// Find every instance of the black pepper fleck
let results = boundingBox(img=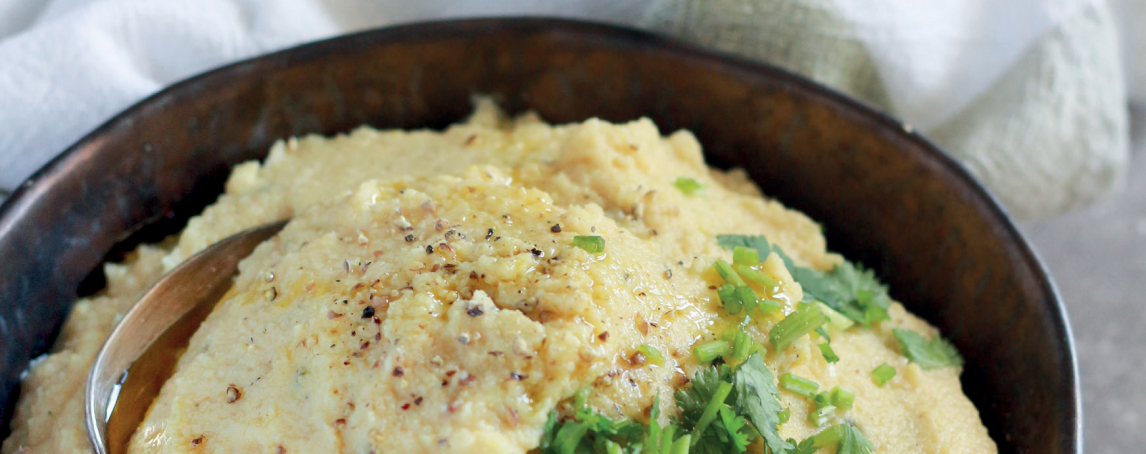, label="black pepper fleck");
[551,224,562,233]
[510,372,527,381]
[362,306,375,319]
[467,307,484,317]
[405,234,415,242]
[530,248,542,257]
[486,228,494,240]
[392,367,404,377]
[414,396,423,406]
[426,245,434,254]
